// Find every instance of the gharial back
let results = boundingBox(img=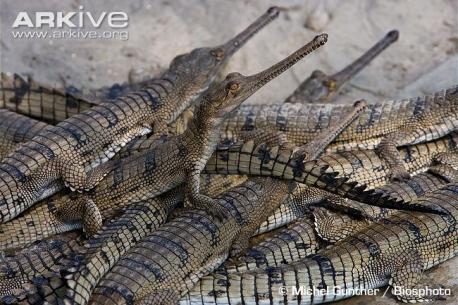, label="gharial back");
[221,86,458,151]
